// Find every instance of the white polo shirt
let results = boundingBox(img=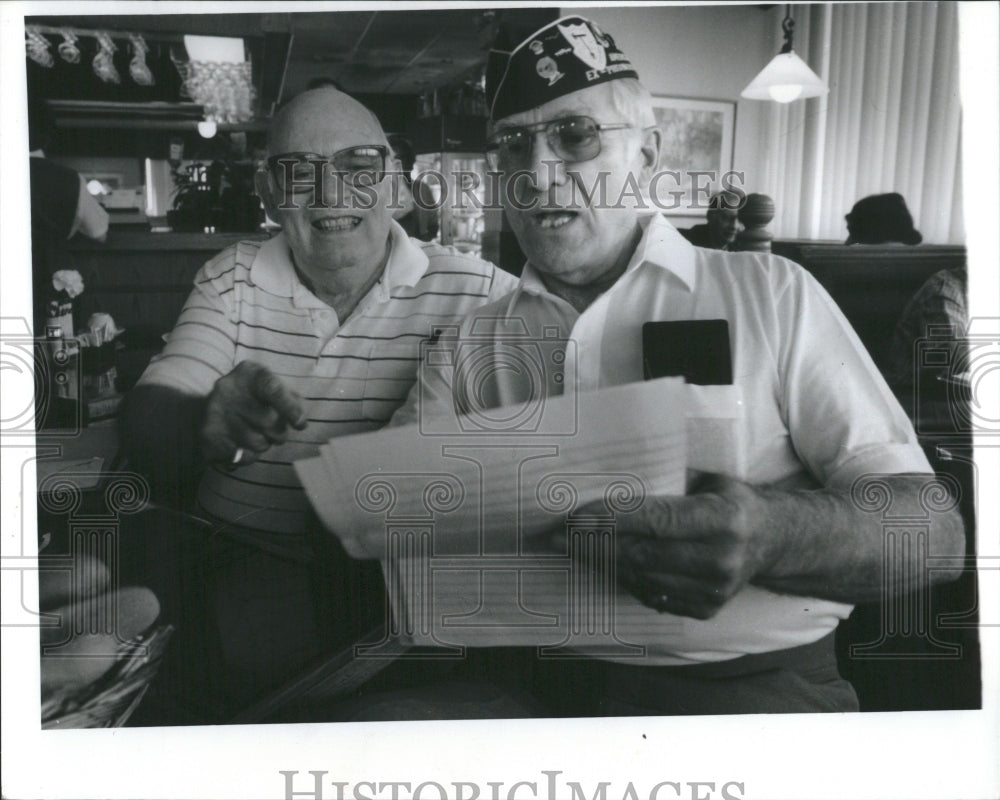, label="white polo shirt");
[397,213,932,663]
[138,221,517,534]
